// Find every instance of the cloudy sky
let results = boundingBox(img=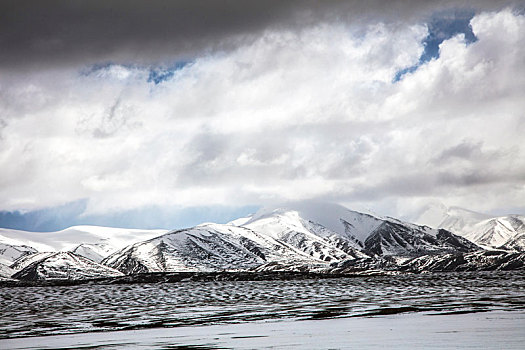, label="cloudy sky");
[1,0,524,231]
